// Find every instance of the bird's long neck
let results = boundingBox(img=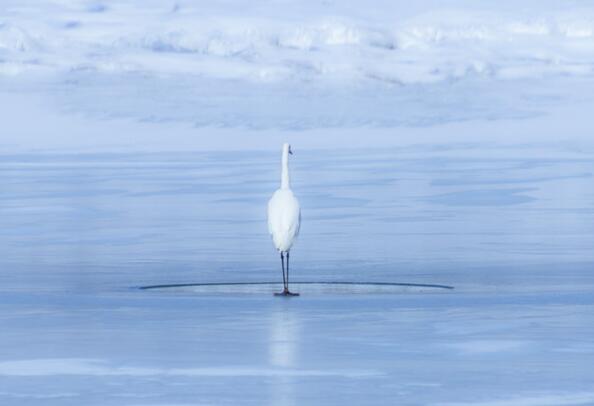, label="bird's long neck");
[281,149,290,189]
